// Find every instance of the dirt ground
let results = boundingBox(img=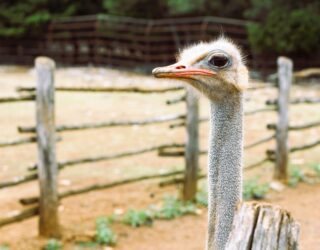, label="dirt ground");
[0,66,319,250]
